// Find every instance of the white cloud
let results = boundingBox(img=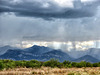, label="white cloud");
[54,0,74,8]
